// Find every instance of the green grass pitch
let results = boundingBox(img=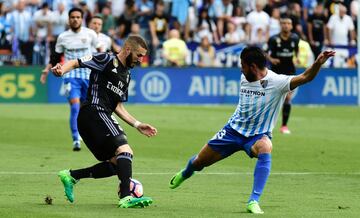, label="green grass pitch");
[0,104,359,218]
